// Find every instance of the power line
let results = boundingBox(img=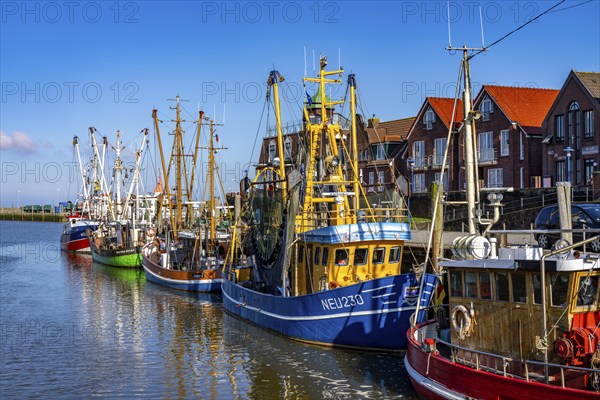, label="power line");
[470,0,566,59]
